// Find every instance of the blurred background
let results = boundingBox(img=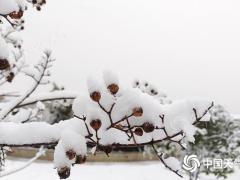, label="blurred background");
[19,0,240,114]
